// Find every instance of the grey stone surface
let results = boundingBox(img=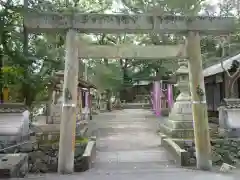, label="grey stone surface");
[162,138,189,166]
[0,153,28,178]
[22,169,240,180]
[82,140,96,170]
[218,99,240,137]
[22,109,240,179]
[0,106,30,149]
[122,103,151,109]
